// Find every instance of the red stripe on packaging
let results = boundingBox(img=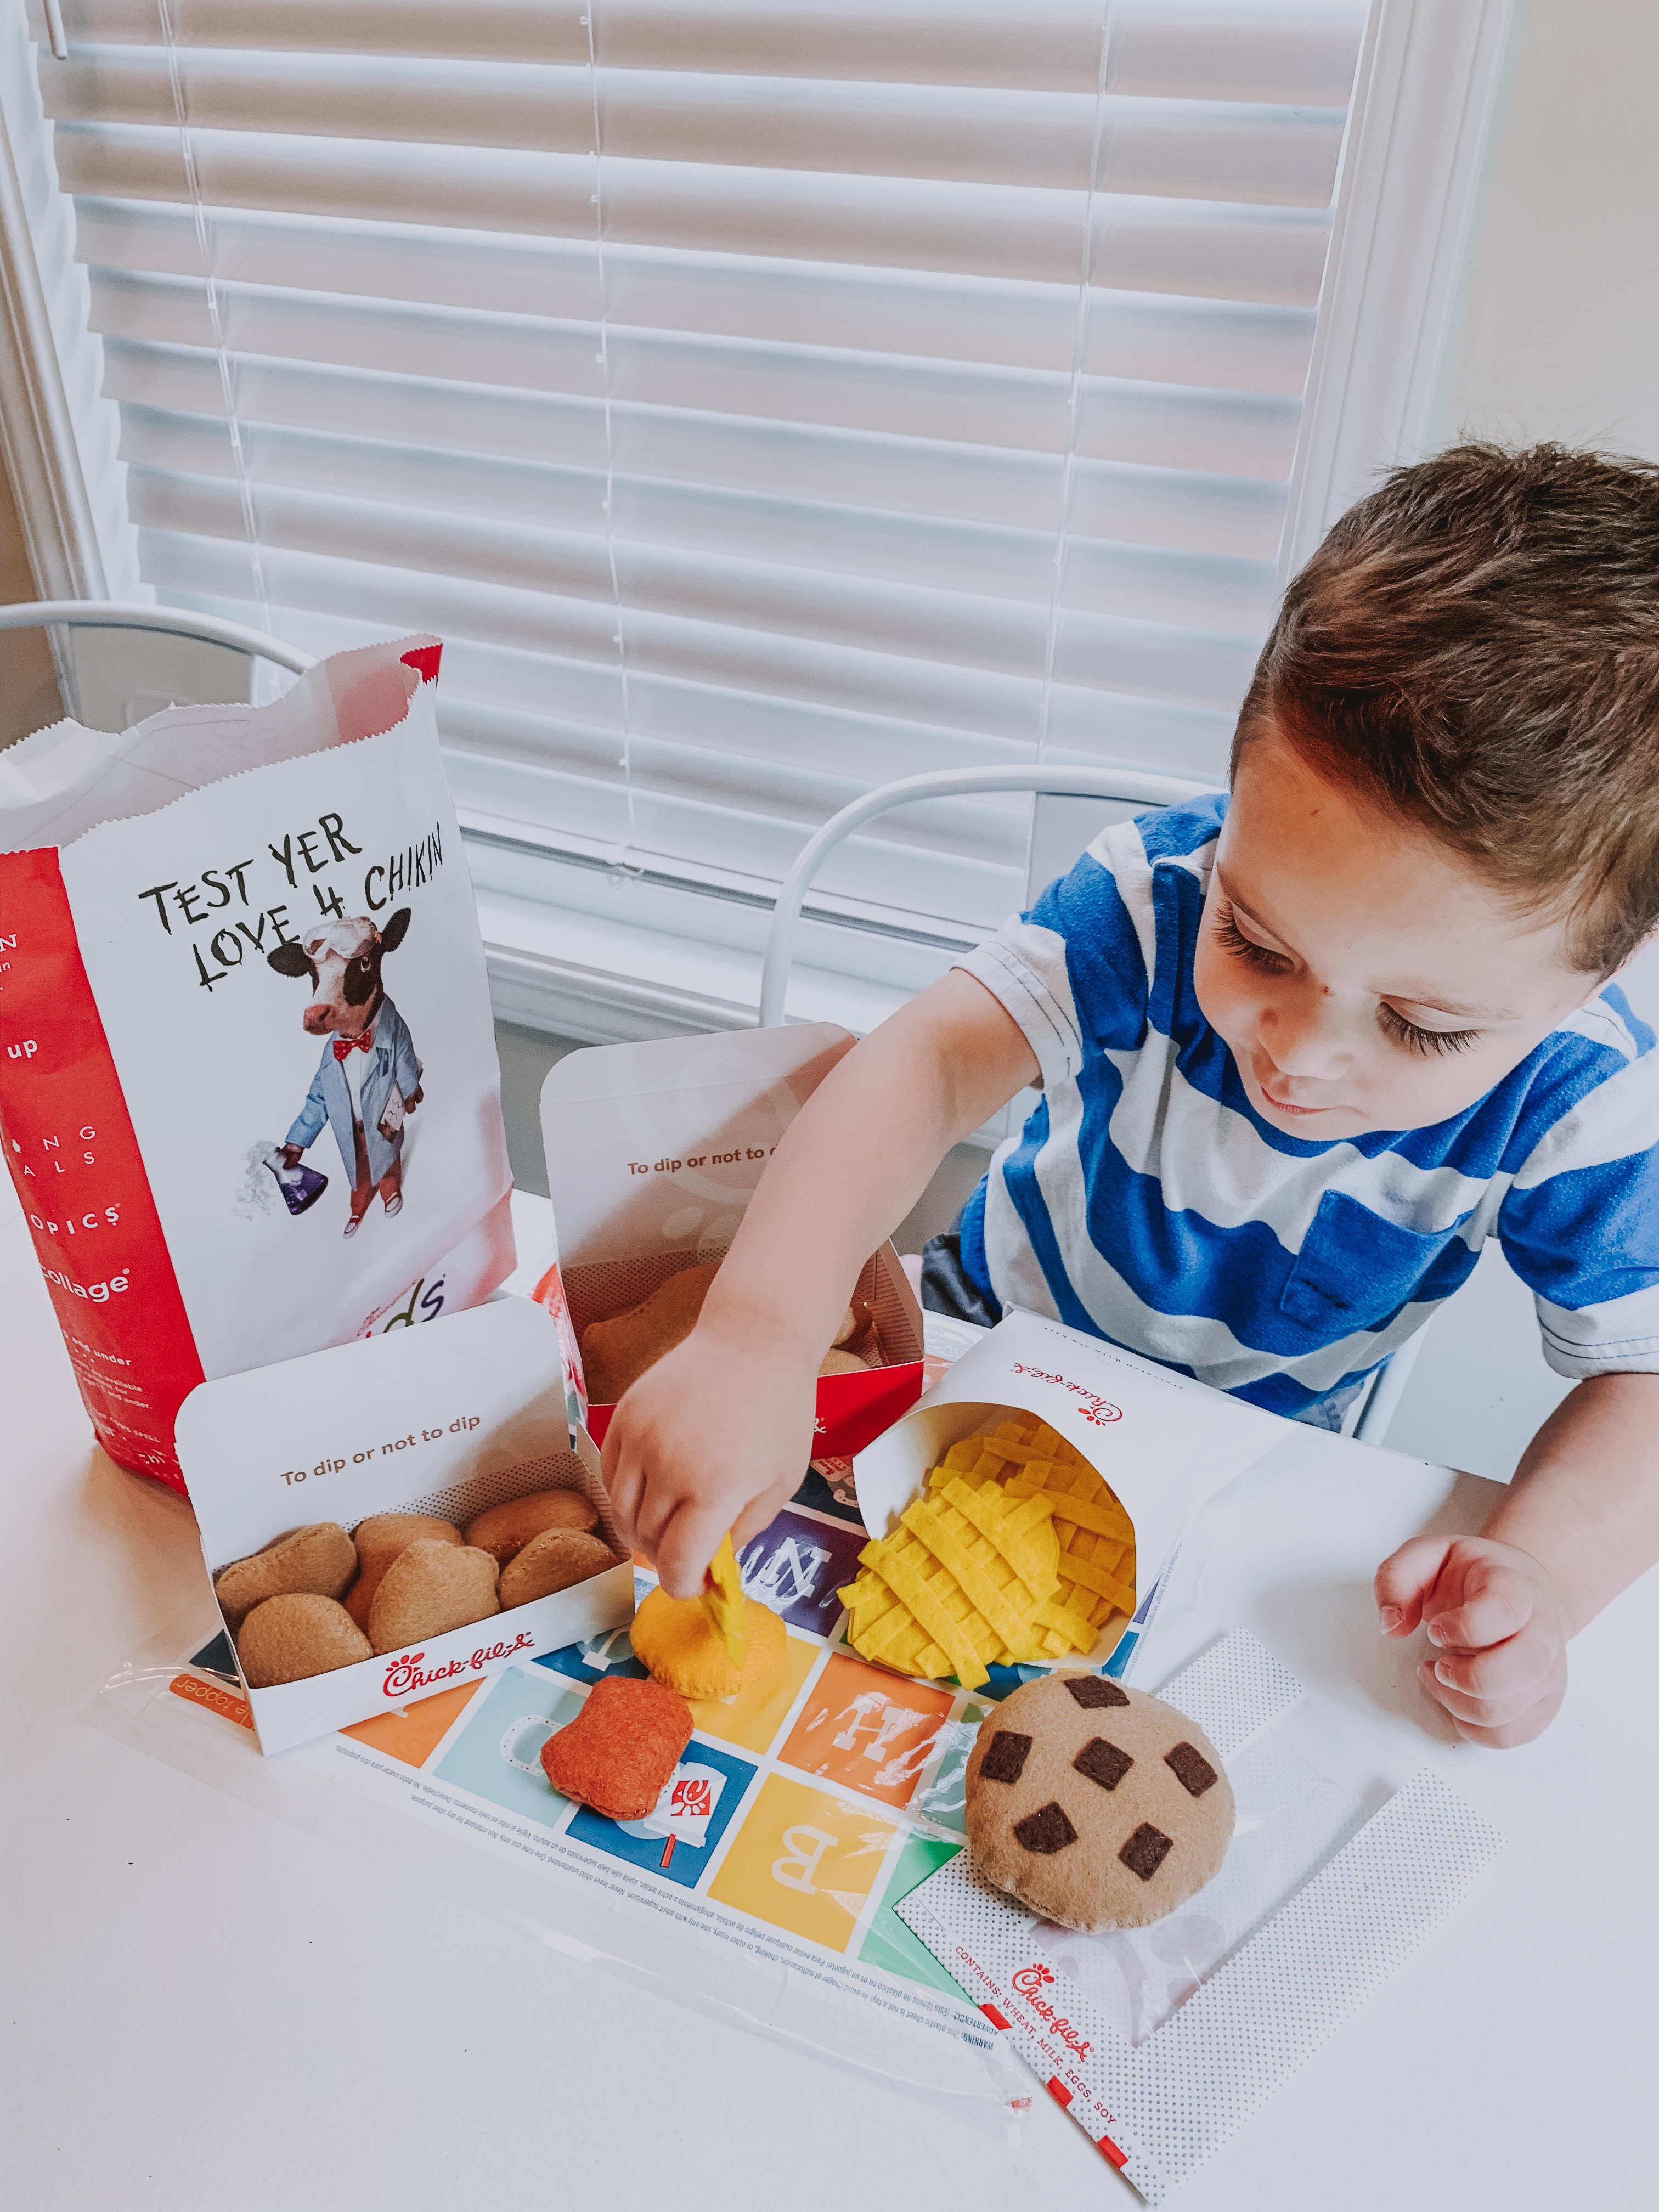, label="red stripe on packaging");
[979,2002,1011,2031]
[400,644,442,684]
[1046,2077,1073,2109]
[0,849,205,1491]
[1096,2132,1128,2170]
